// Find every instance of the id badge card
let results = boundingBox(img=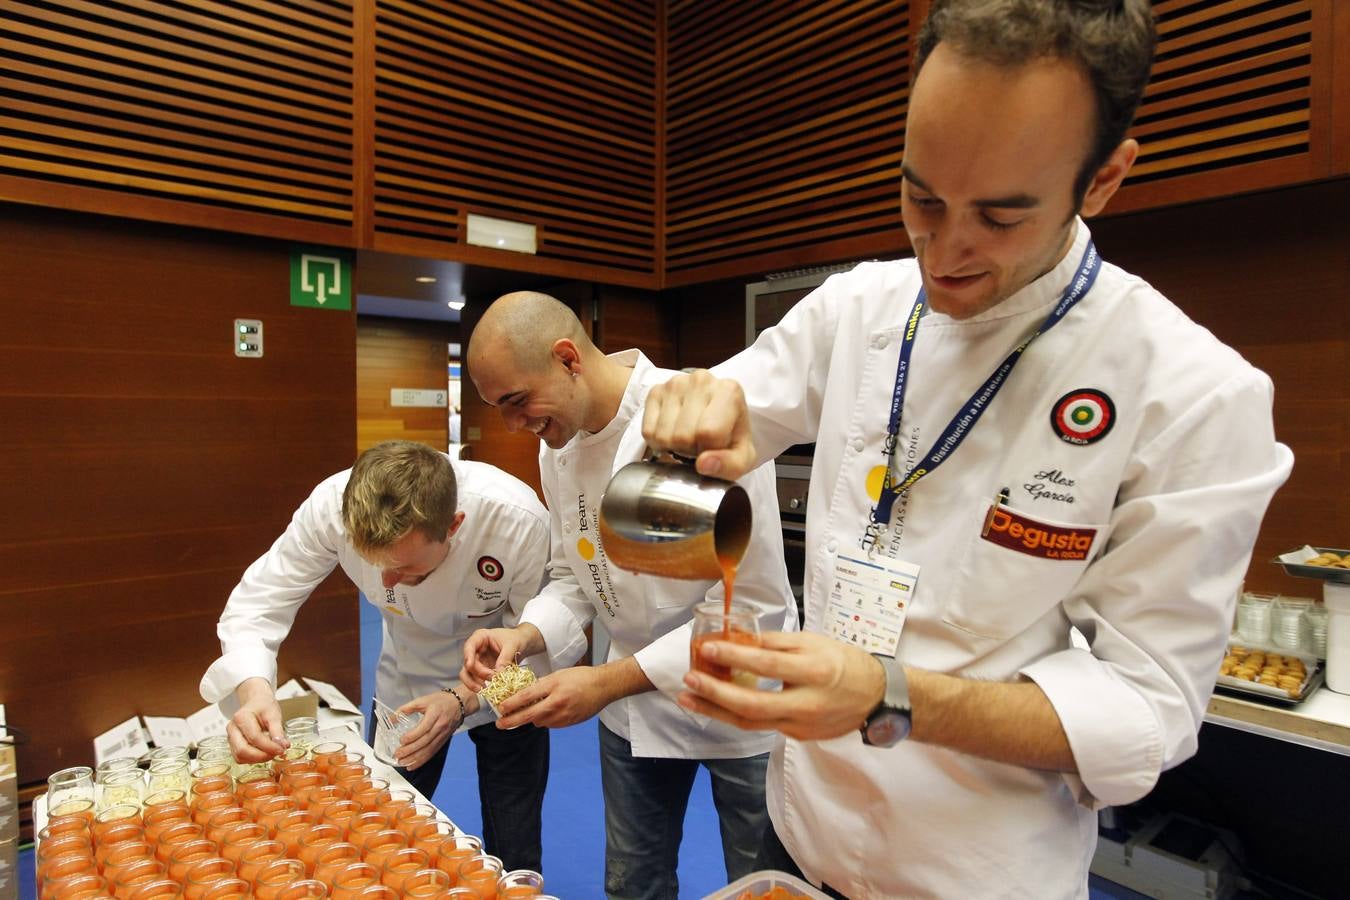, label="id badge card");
[824,553,920,656]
